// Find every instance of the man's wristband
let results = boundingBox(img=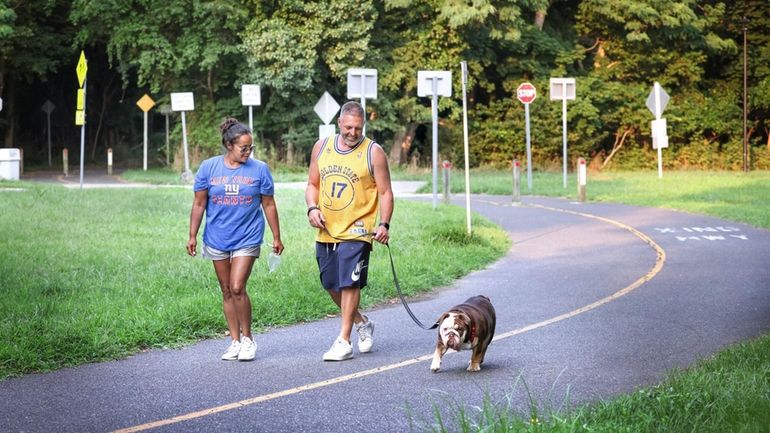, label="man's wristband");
[378,222,390,230]
[307,206,320,216]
